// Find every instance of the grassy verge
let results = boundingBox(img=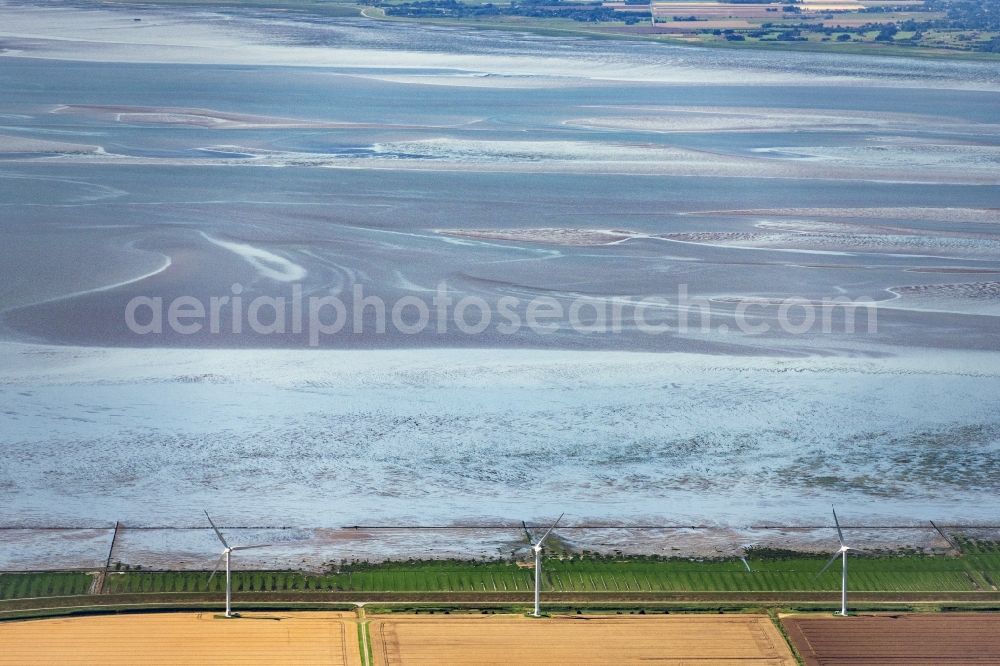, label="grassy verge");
[0,600,359,621]
[768,608,806,666]
[356,620,369,666]
[3,596,1000,624]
